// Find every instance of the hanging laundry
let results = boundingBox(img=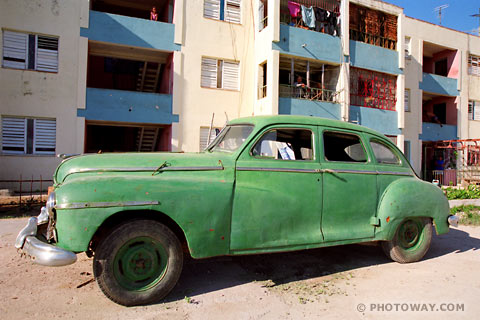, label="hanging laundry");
[301,5,316,29]
[313,7,327,32]
[287,1,301,18]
